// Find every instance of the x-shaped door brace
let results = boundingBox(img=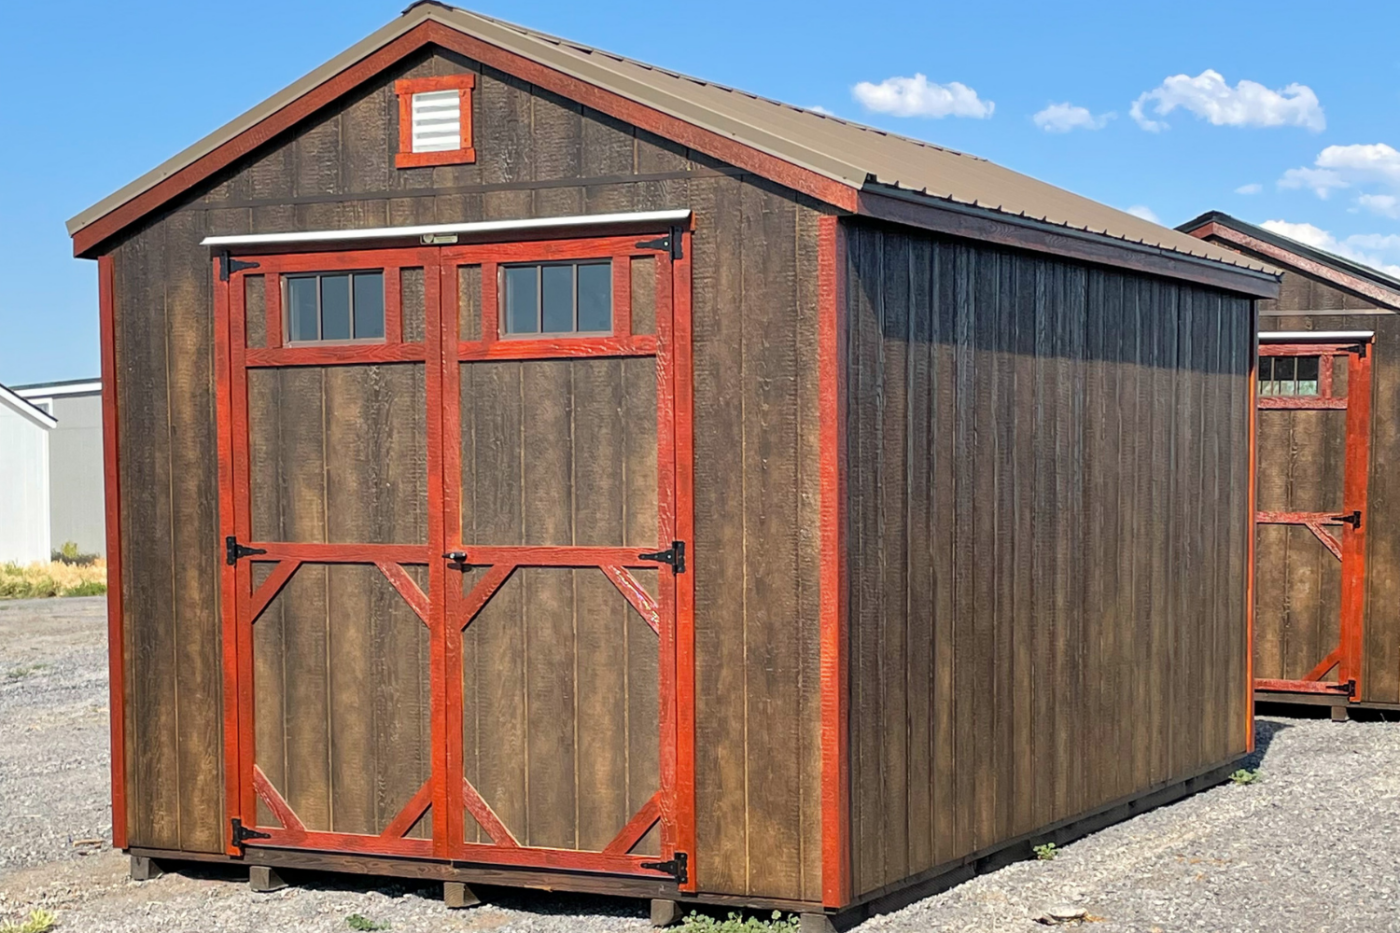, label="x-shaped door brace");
[244,557,664,853]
